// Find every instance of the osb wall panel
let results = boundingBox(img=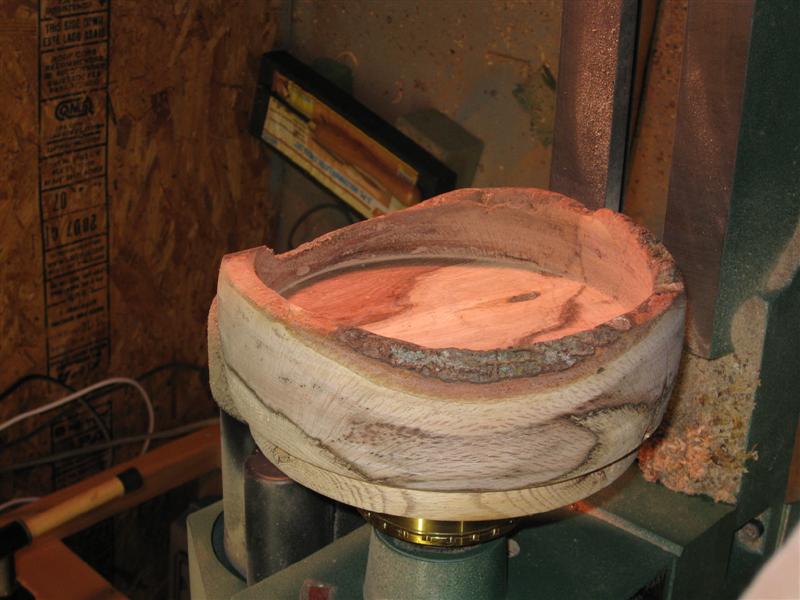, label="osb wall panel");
[0,4,43,385]
[108,0,276,420]
[1,0,277,502]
